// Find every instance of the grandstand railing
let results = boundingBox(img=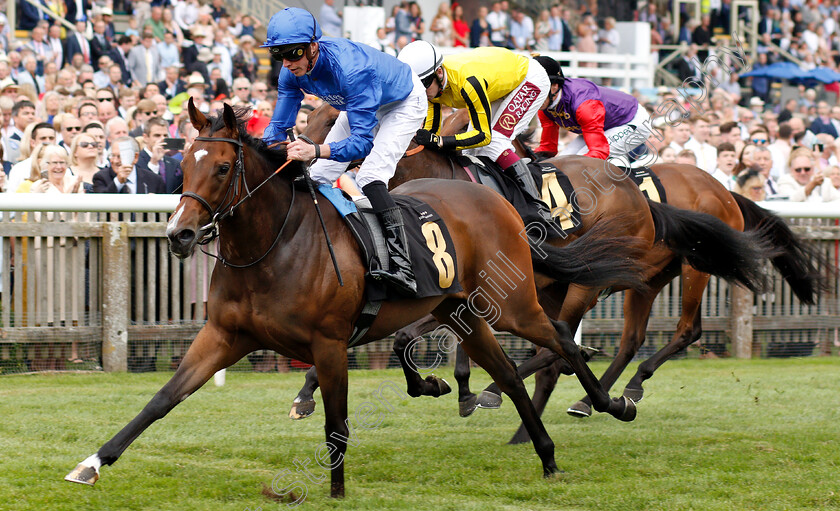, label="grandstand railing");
[0,195,837,373]
[438,47,655,89]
